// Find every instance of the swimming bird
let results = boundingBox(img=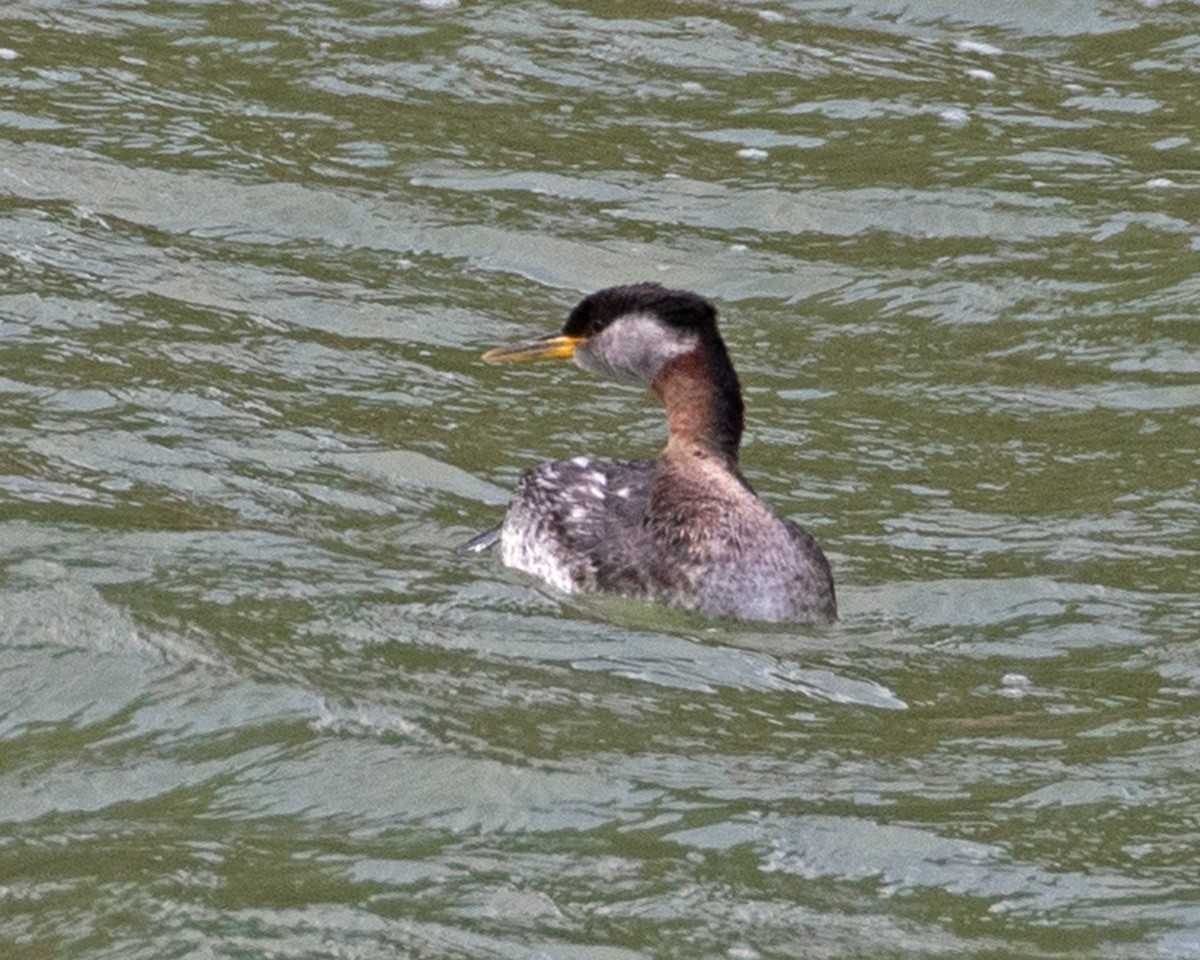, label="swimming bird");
[480,283,836,623]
